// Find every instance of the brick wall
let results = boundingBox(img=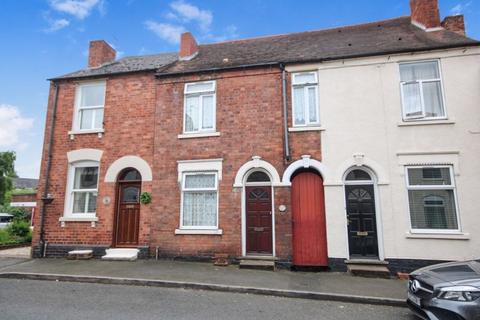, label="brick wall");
[33,72,156,249]
[34,66,323,261]
[152,66,321,260]
[11,193,37,203]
